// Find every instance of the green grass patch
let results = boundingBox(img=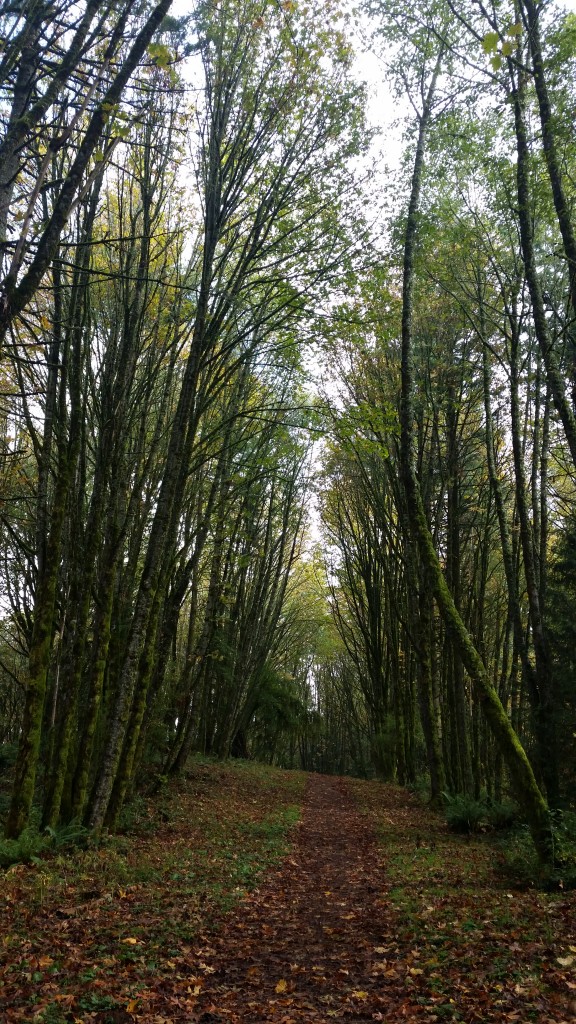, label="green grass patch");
[347,776,576,1023]
[0,757,306,1020]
